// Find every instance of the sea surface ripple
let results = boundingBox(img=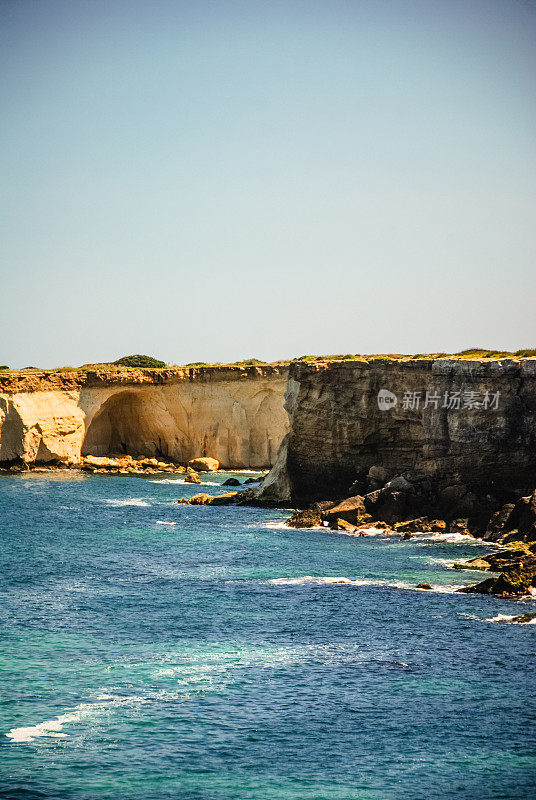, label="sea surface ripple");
[0,471,535,799]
